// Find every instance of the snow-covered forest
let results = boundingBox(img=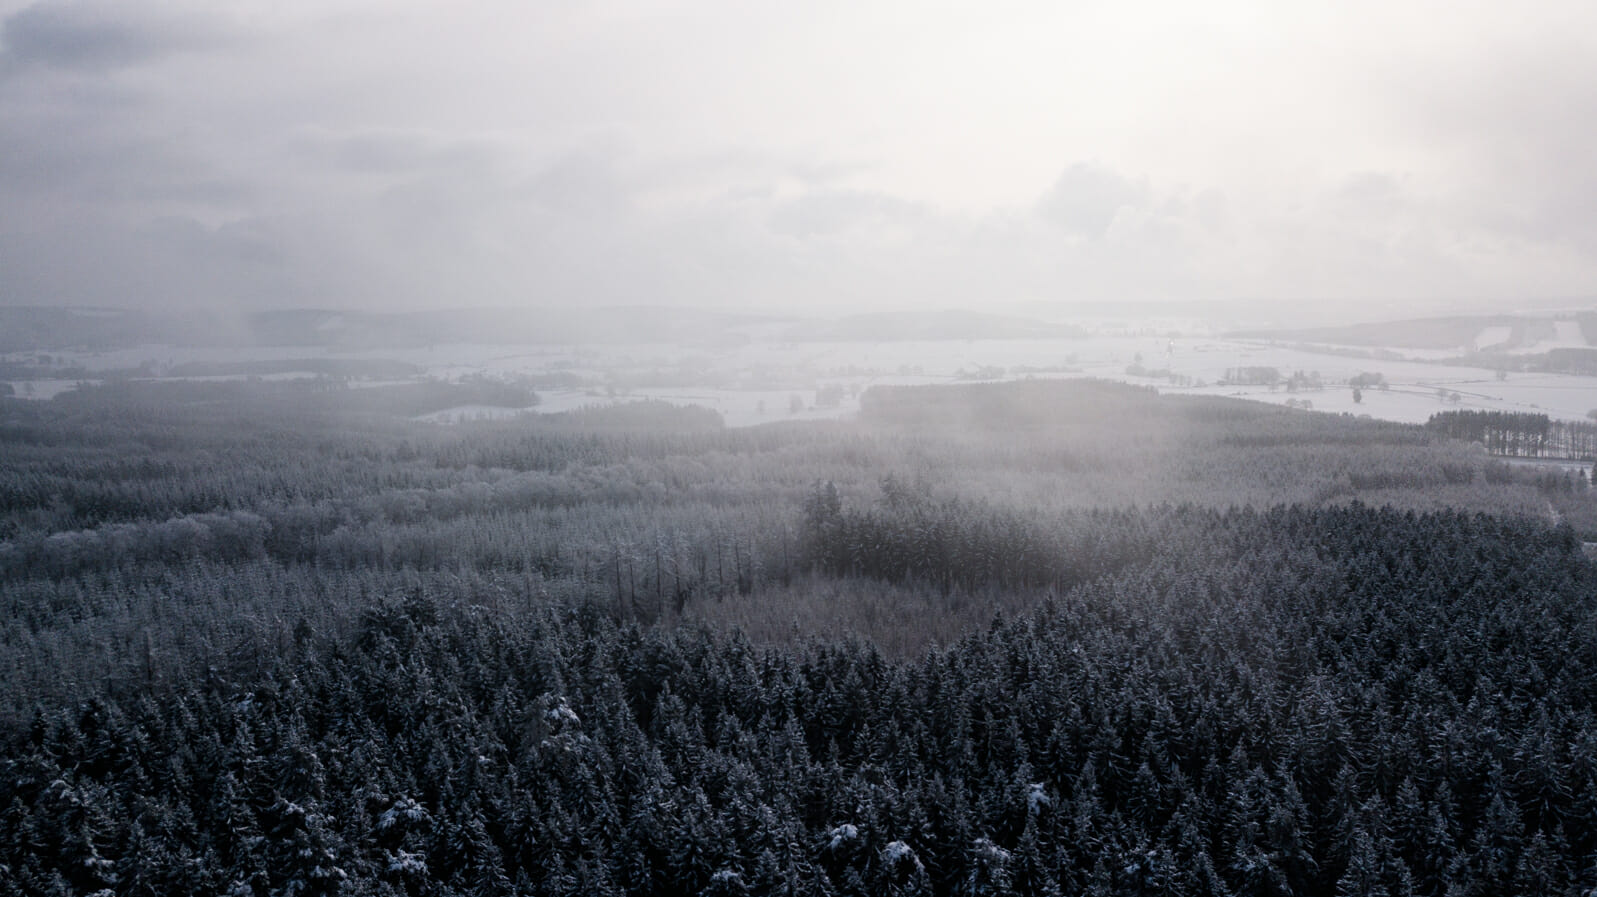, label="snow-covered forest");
[2,378,1596,895]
